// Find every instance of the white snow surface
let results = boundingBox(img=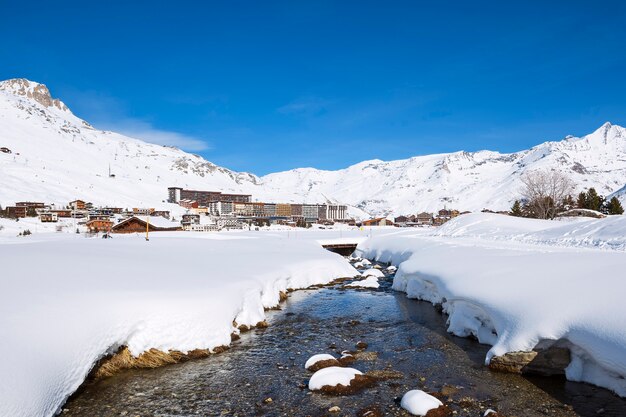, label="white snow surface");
[0,231,358,417]
[304,354,336,369]
[400,390,443,416]
[1,78,626,217]
[356,213,626,396]
[361,268,385,278]
[308,366,362,390]
[346,276,380,289]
